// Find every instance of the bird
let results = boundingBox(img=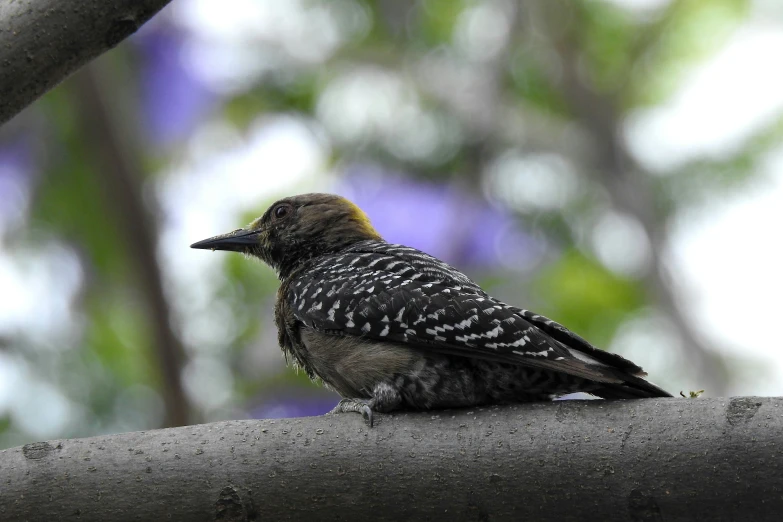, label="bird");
[191,193,672,426]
